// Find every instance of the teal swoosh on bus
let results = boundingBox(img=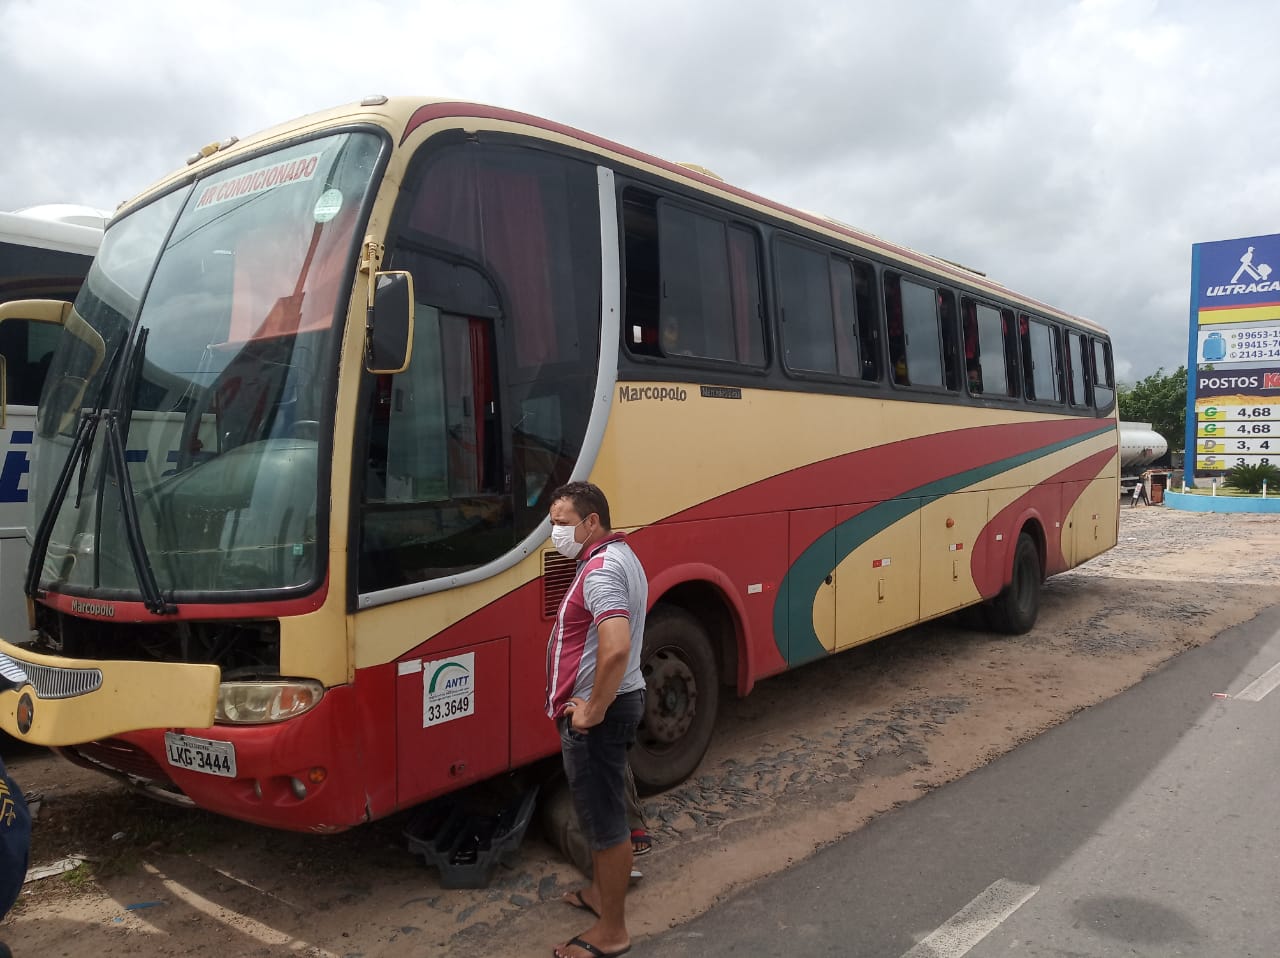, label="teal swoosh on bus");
[773,424,1115,666]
